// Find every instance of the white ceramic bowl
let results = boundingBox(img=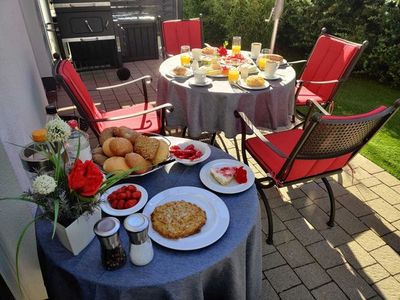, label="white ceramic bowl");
[170,140,211,166]
[100,183,148,216]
